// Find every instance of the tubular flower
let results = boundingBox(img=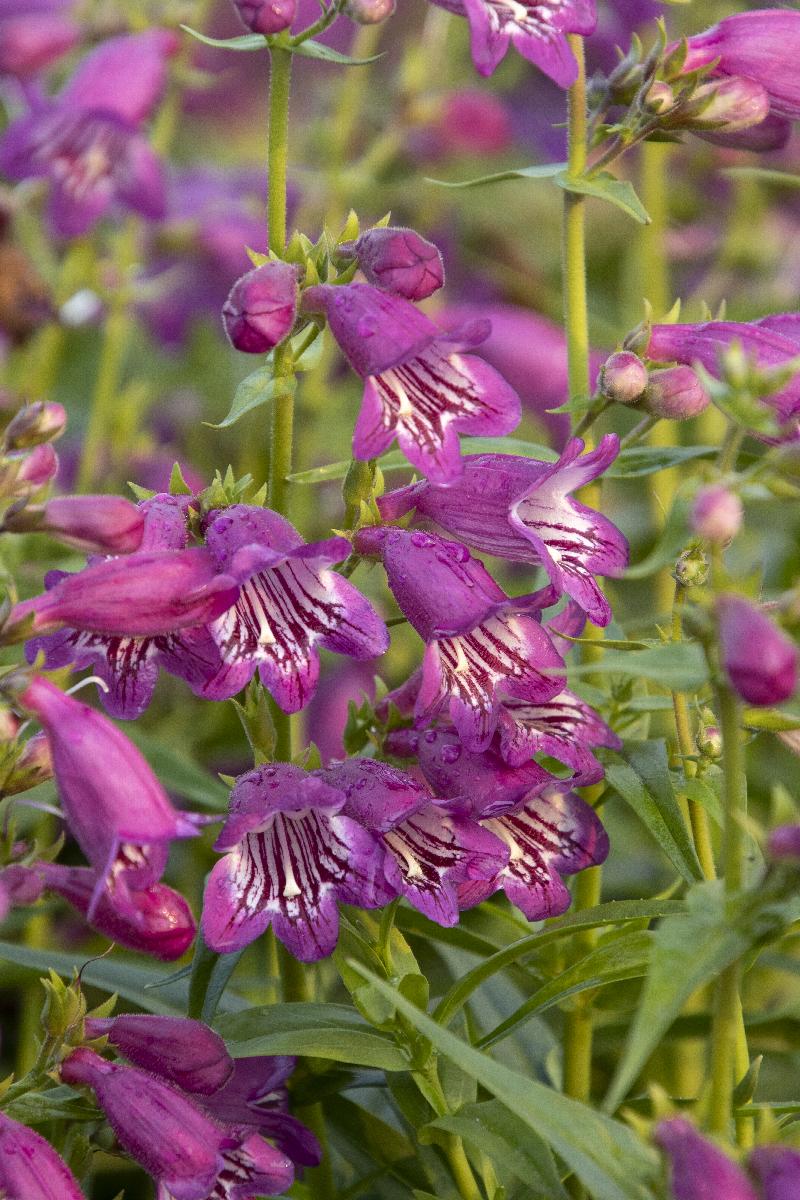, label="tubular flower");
[61,1047,295,1200]
[717,595,798,707]
[0,30,178,237]
[356,526,566,753]
[0,1110,84,1200]
[26,495,247,719]
[683,10,800,121]
[322,757,508,926]
[342,227,444,301]
[377,435,627,627]
[0,0,78,79]
[19,678,206,913]
[425,0,596,84]
[303,283,520,485]
[204,505,388,714]
[3,494,145,552]
[202,763,386,961]
[83,1015,234,1096]
[655,1118,758,1200]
